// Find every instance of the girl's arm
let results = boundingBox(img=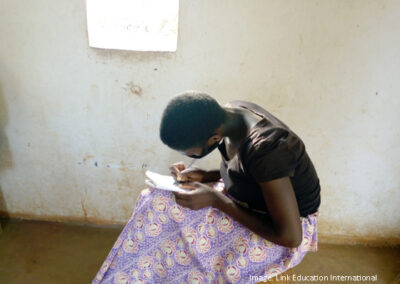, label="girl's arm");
[204,170,221,182]
[174,176,302,247]
[216,176,302,247]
